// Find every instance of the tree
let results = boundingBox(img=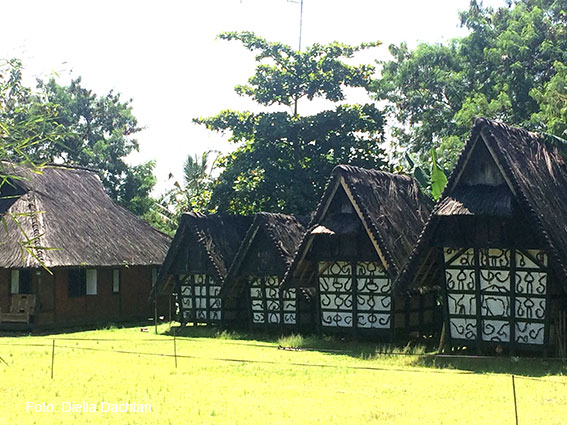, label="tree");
[0,59,63,262]
[196,32,387,215]
[373,0,567,171]
[0,62,157,218]
[30,77,157,215]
